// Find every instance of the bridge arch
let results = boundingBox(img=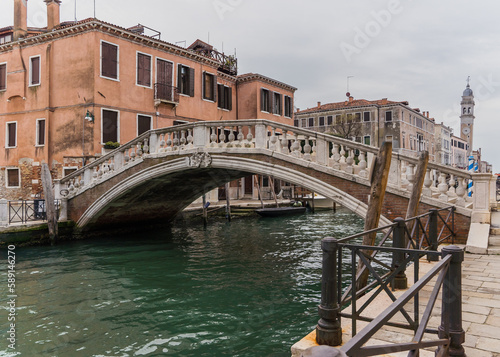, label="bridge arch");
[74,155,391,230]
